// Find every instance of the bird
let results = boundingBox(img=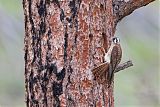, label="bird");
[107,37,122,87]
[92,62,109,85]
[92,37,122,87]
